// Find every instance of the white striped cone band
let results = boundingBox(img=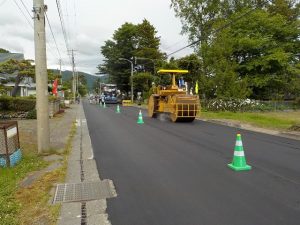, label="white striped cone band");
[235,140,243,146]
[234,151,245,157]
